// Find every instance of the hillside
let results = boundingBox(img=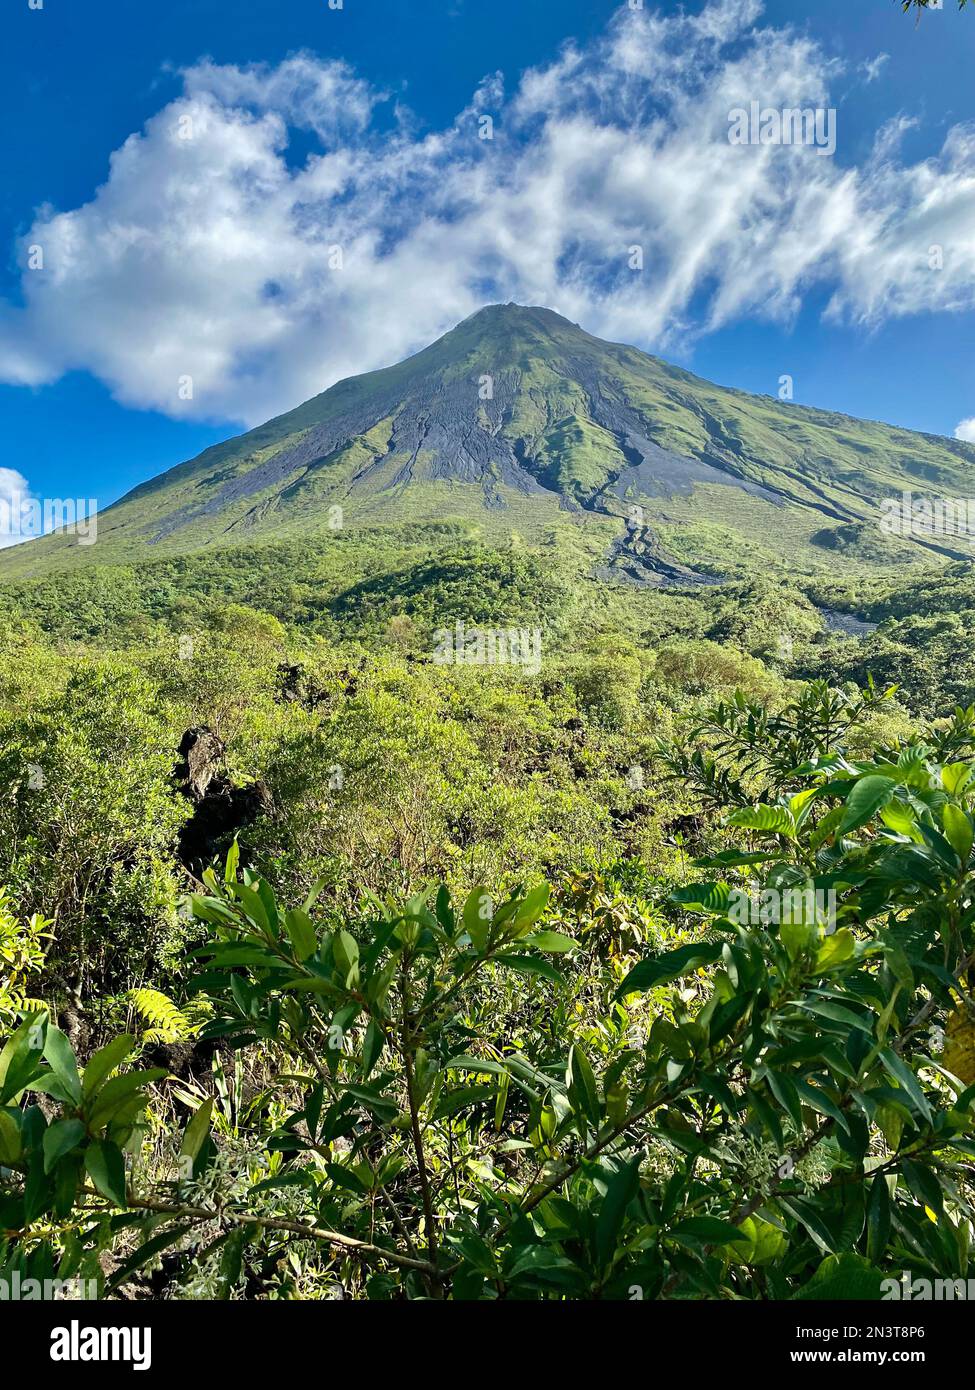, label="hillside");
[4,304,975,586]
